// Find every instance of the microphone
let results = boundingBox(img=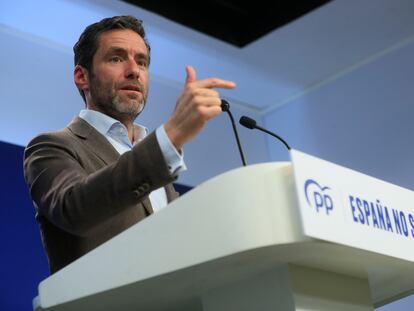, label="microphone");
[221,100,247,166]
[239,116,291,150]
